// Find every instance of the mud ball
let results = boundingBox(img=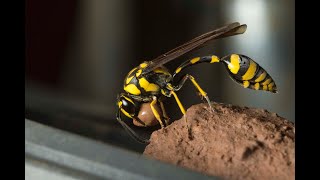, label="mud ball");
[133,103,163,127]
